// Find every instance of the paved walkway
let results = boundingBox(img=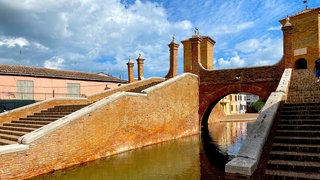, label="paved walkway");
[221,113,259,122]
